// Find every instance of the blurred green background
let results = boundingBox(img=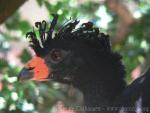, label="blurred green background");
[0,0,150,113]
